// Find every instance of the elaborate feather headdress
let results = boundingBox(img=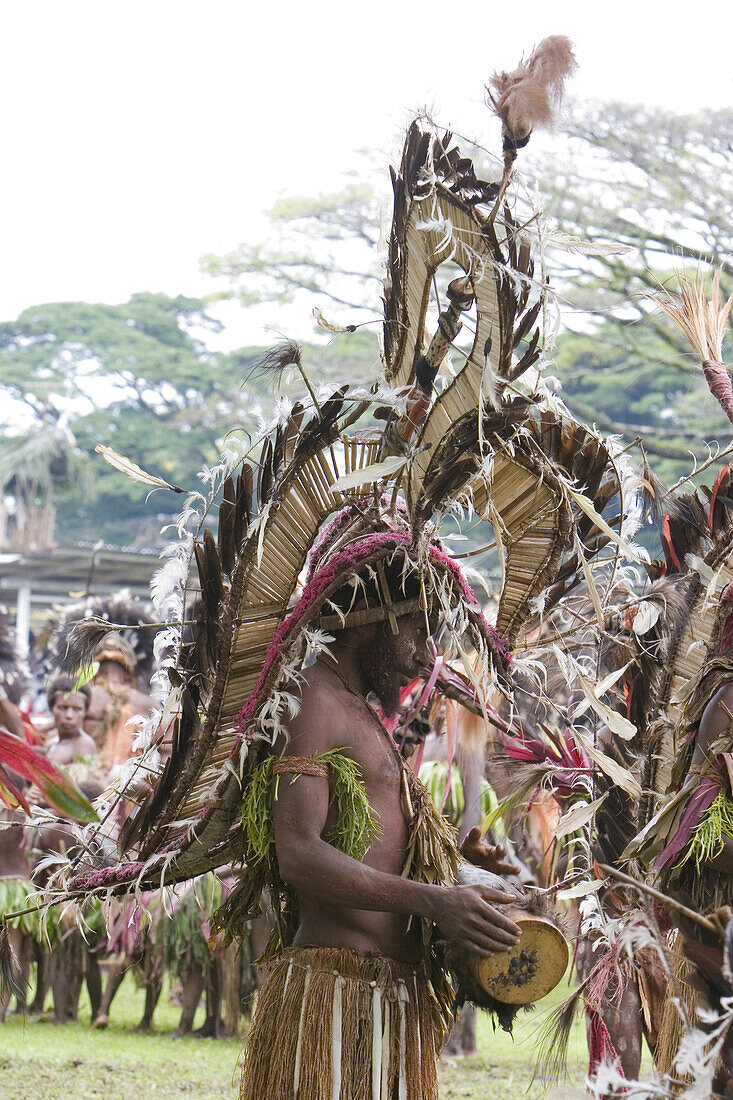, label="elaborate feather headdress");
[621,271,733,816]
[48,76,637,903]
[42,590,159,686]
